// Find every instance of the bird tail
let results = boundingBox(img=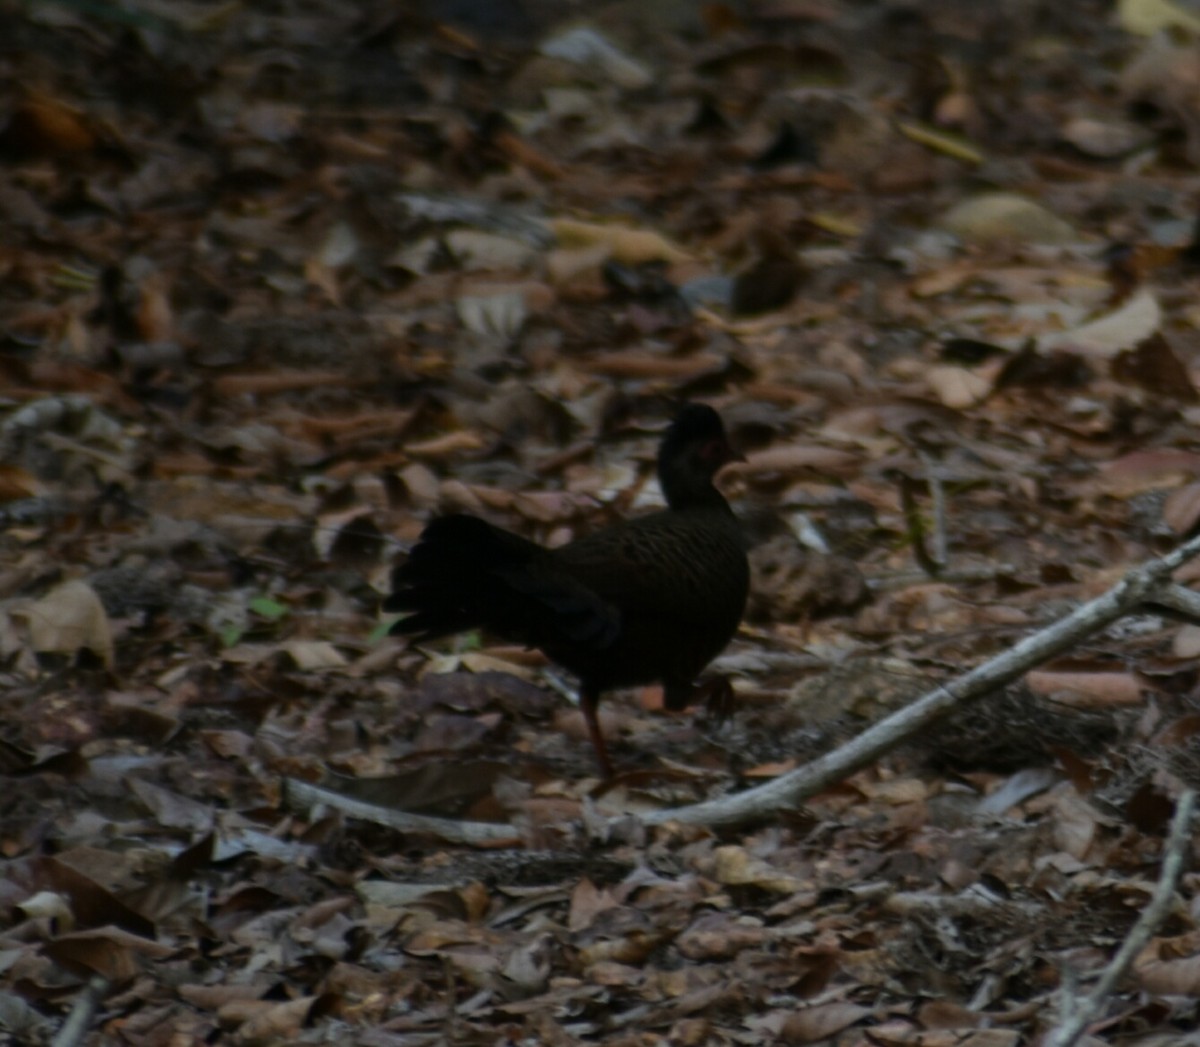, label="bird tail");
[384,514,544,641]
